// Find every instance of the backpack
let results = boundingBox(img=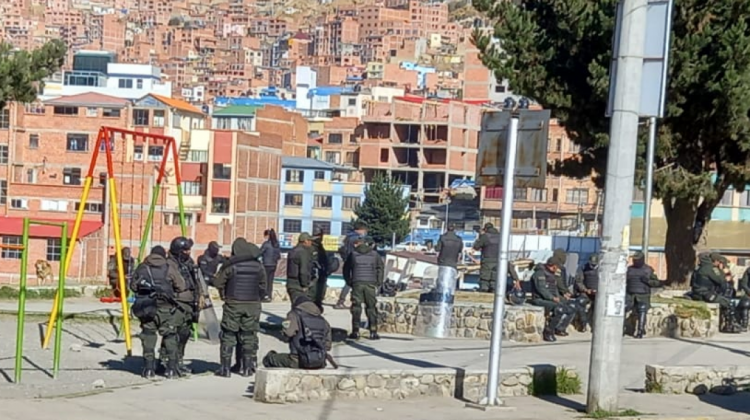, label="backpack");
[292,309,328,369]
